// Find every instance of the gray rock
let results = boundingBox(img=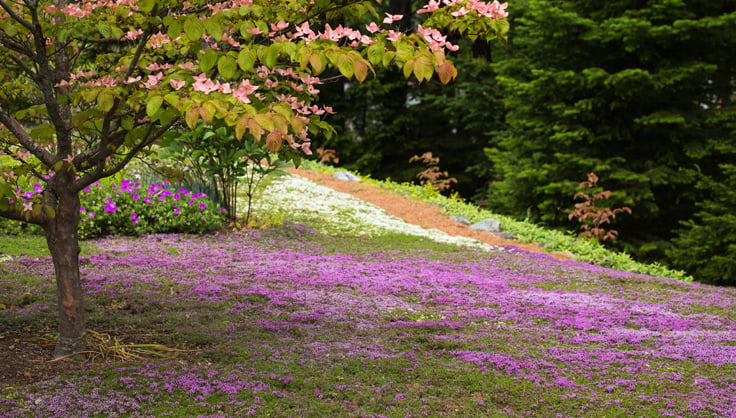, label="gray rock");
[331,171,361,182]
[450,216,471,225]
[470,218,501,233]
[493,232,518,240]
